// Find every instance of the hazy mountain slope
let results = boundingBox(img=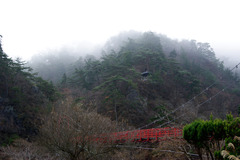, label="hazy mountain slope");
[28,31,240,127]
[68,31,240,127]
